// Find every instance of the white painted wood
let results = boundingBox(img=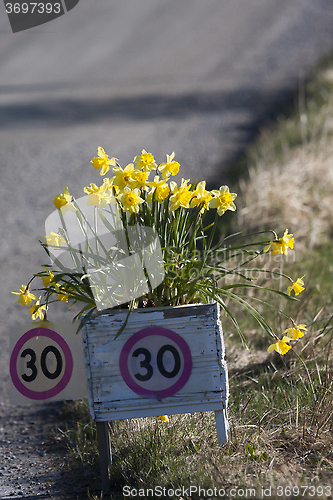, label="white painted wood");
[83,303,228,444]
[214,409,229,446]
